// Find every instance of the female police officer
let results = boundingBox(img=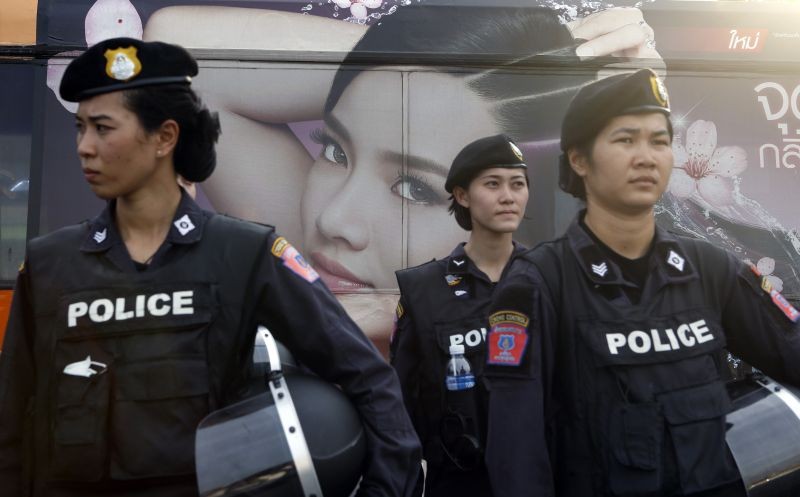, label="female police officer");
[487,69,800,497]
[390,134,546,496]
[0,38,420,497]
